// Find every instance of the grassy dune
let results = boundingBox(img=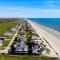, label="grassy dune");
[0,19,18,37]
